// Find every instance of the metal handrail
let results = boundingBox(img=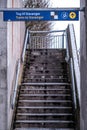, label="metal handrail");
[66,24,80,129]
[11,59,20,109]
[30,30,65,33]
[67,24,80,102]
[70,58,77,109]
[65,32,70,62]
[10,29,30,129]
[69,24,80,102]
[22,28,29,62]
[10,29,29,109]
